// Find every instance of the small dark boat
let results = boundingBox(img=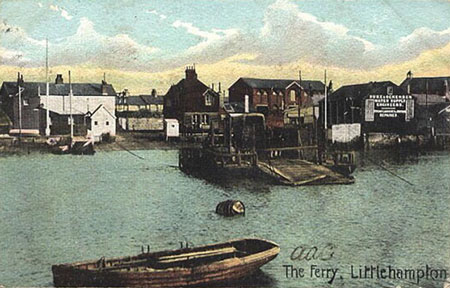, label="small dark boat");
[216,200,245,216]
[48,138,95,155]
[52,238,279,287]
